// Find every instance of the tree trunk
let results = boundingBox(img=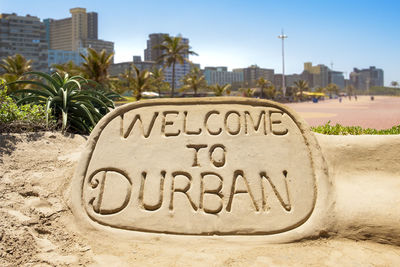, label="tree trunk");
[171,62,176,98]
